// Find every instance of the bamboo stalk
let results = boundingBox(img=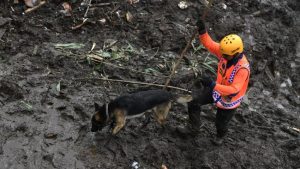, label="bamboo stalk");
[75,77,191,93]
[163,0,214,90]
